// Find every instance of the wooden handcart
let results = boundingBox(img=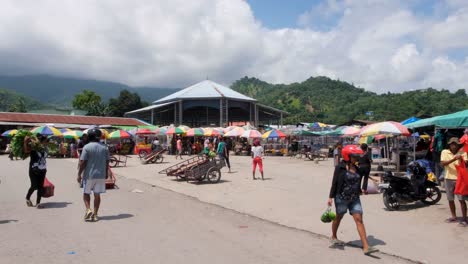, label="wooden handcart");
[140,148,167,164]
[159,156,225,183]
[109,154,131,167]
